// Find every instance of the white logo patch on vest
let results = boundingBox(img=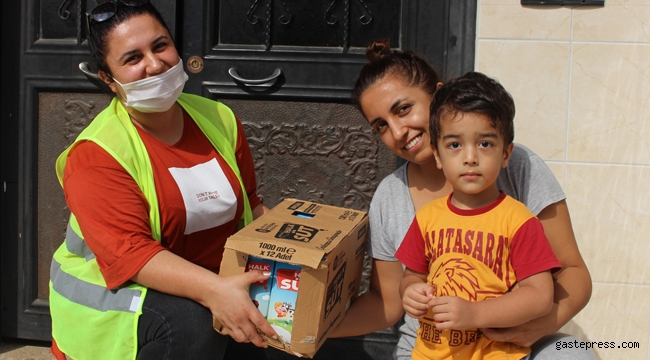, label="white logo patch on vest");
[168,158,237,234]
